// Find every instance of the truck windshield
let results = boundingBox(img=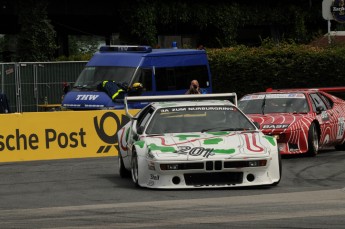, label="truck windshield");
[73,66,136,89]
